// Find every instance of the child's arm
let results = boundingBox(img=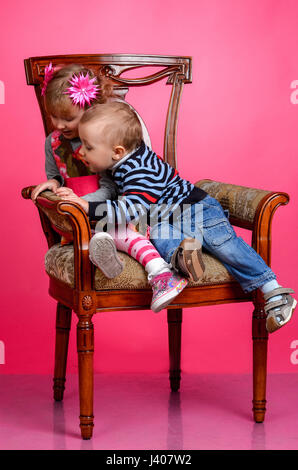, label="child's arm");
[81,172,118,202]
[57,157,167,224]
[88,164,165,224]
[31,135,63,201]
[45,134,64,186]
[56,170,149,223]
